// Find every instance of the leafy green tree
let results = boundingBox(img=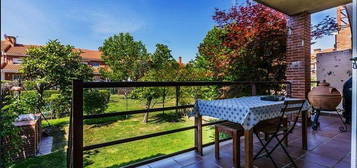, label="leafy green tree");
[131,43,179,122]
[150,44,177,70]
[197,27,232,80]
[99,33,149,81]
[20,40,93,113]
